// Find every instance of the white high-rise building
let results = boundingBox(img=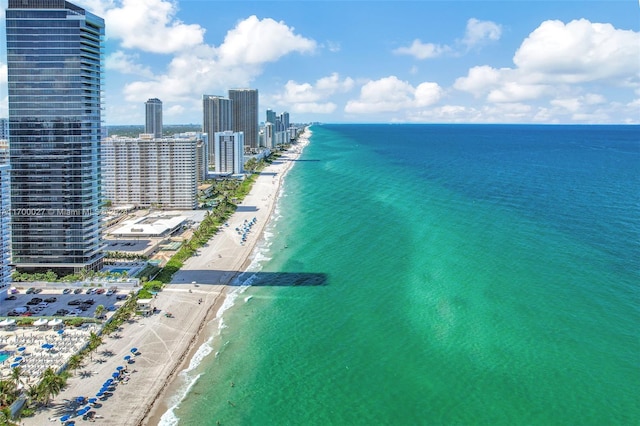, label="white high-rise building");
[214,131,244,176]
[102,136,199,210]
[0,163,11,288]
